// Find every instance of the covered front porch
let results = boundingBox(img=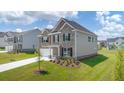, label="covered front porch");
[40,45,60,58]
[40,45,73,58]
